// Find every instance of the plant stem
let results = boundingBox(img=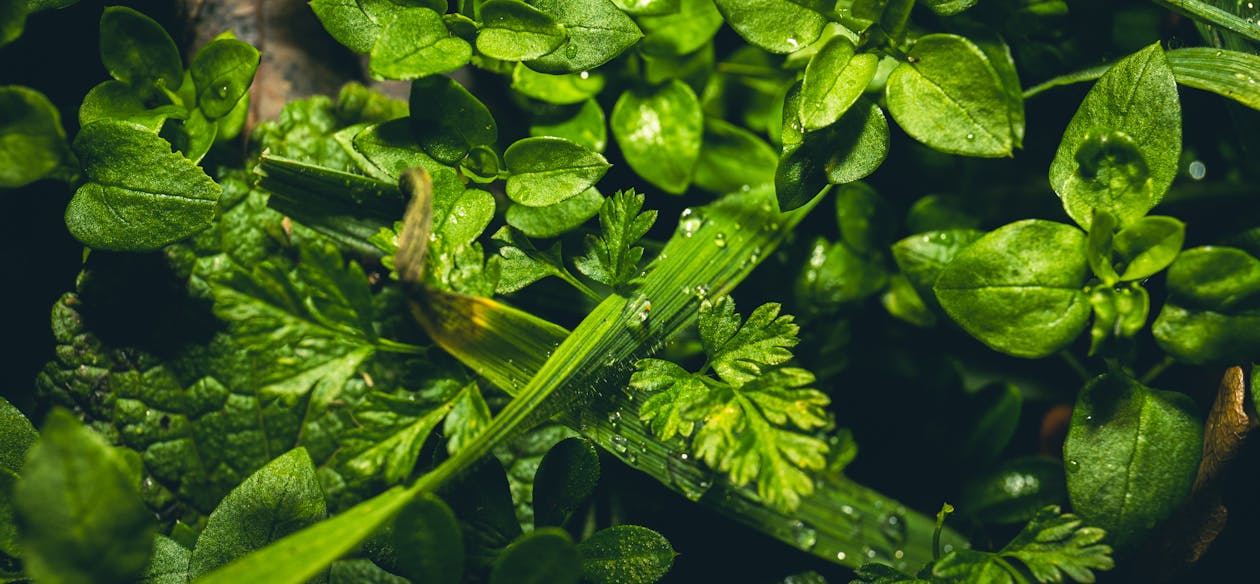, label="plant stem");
[1060,351,1092,382]
[1140,356,1177,385]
